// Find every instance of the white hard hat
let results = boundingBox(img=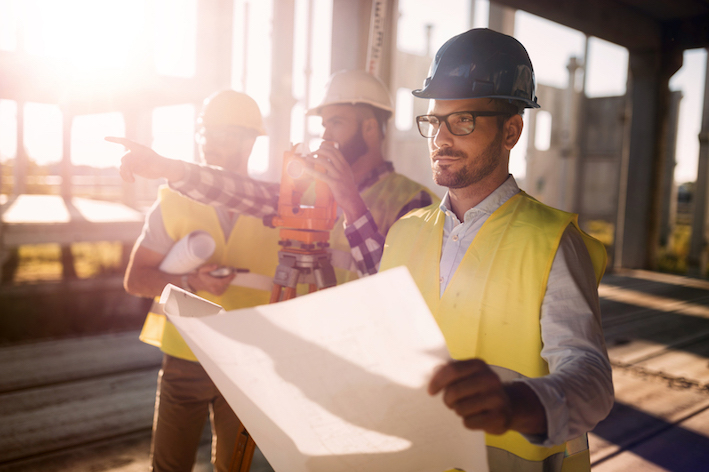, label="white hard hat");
[306,70,394,118]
